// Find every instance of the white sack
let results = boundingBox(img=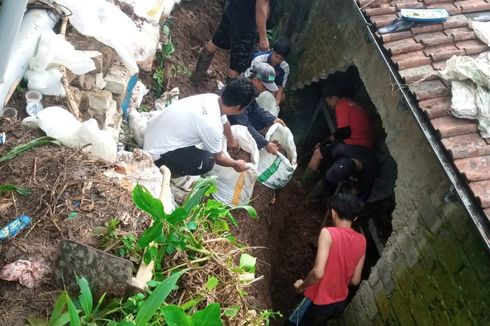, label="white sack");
[117,0,181,25]
[30,30,95,75]
[469,21,490,46]
[129,109,160,147]
[36,106,117,162]
[207,125,259,207]
[24,68,65,96]
[55,0,159,74]
[257,123,297,189]
[450,80,478,119]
